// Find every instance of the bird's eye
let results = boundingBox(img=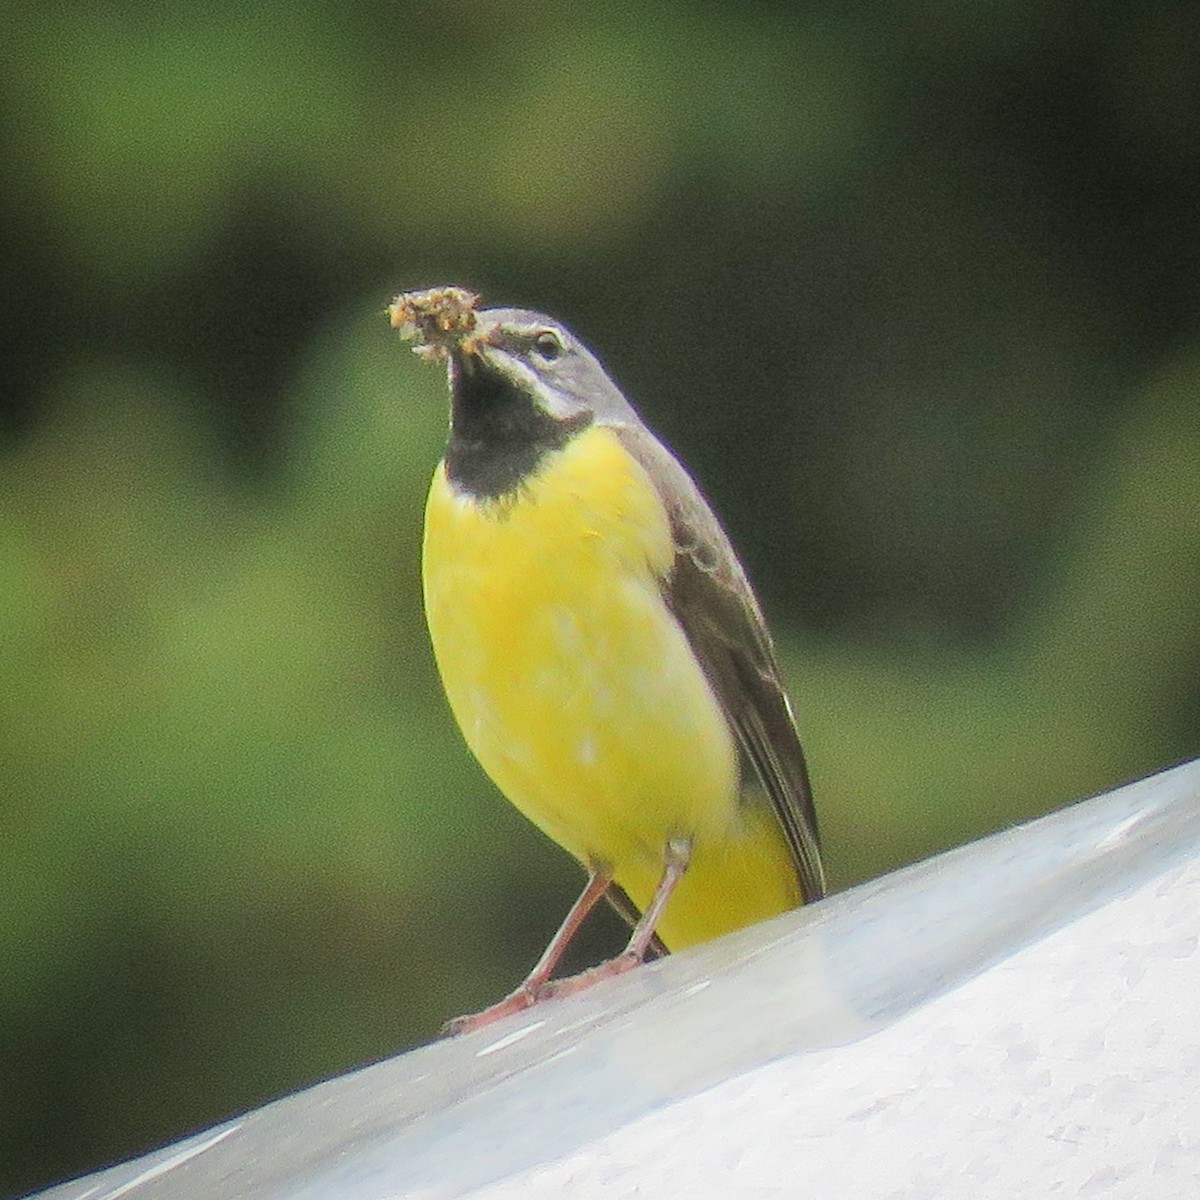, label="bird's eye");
[531,329,564,362]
